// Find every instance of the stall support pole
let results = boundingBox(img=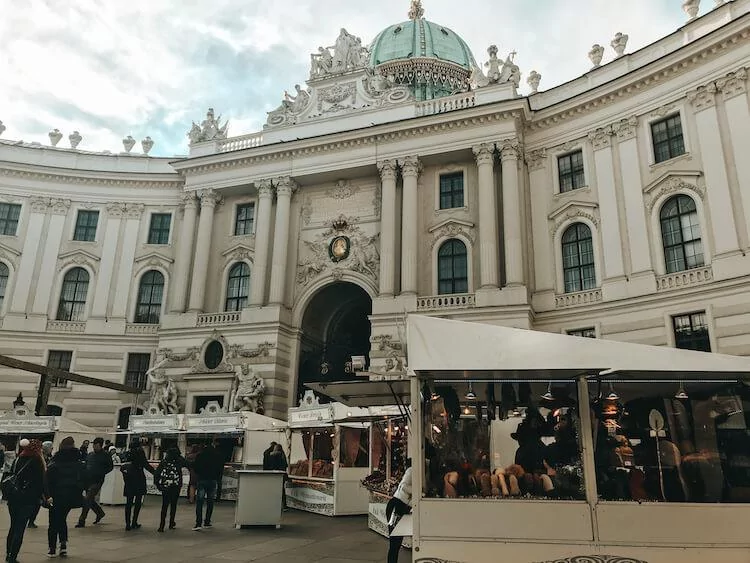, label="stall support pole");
[576,375,599,542]
[409,373,421,549]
